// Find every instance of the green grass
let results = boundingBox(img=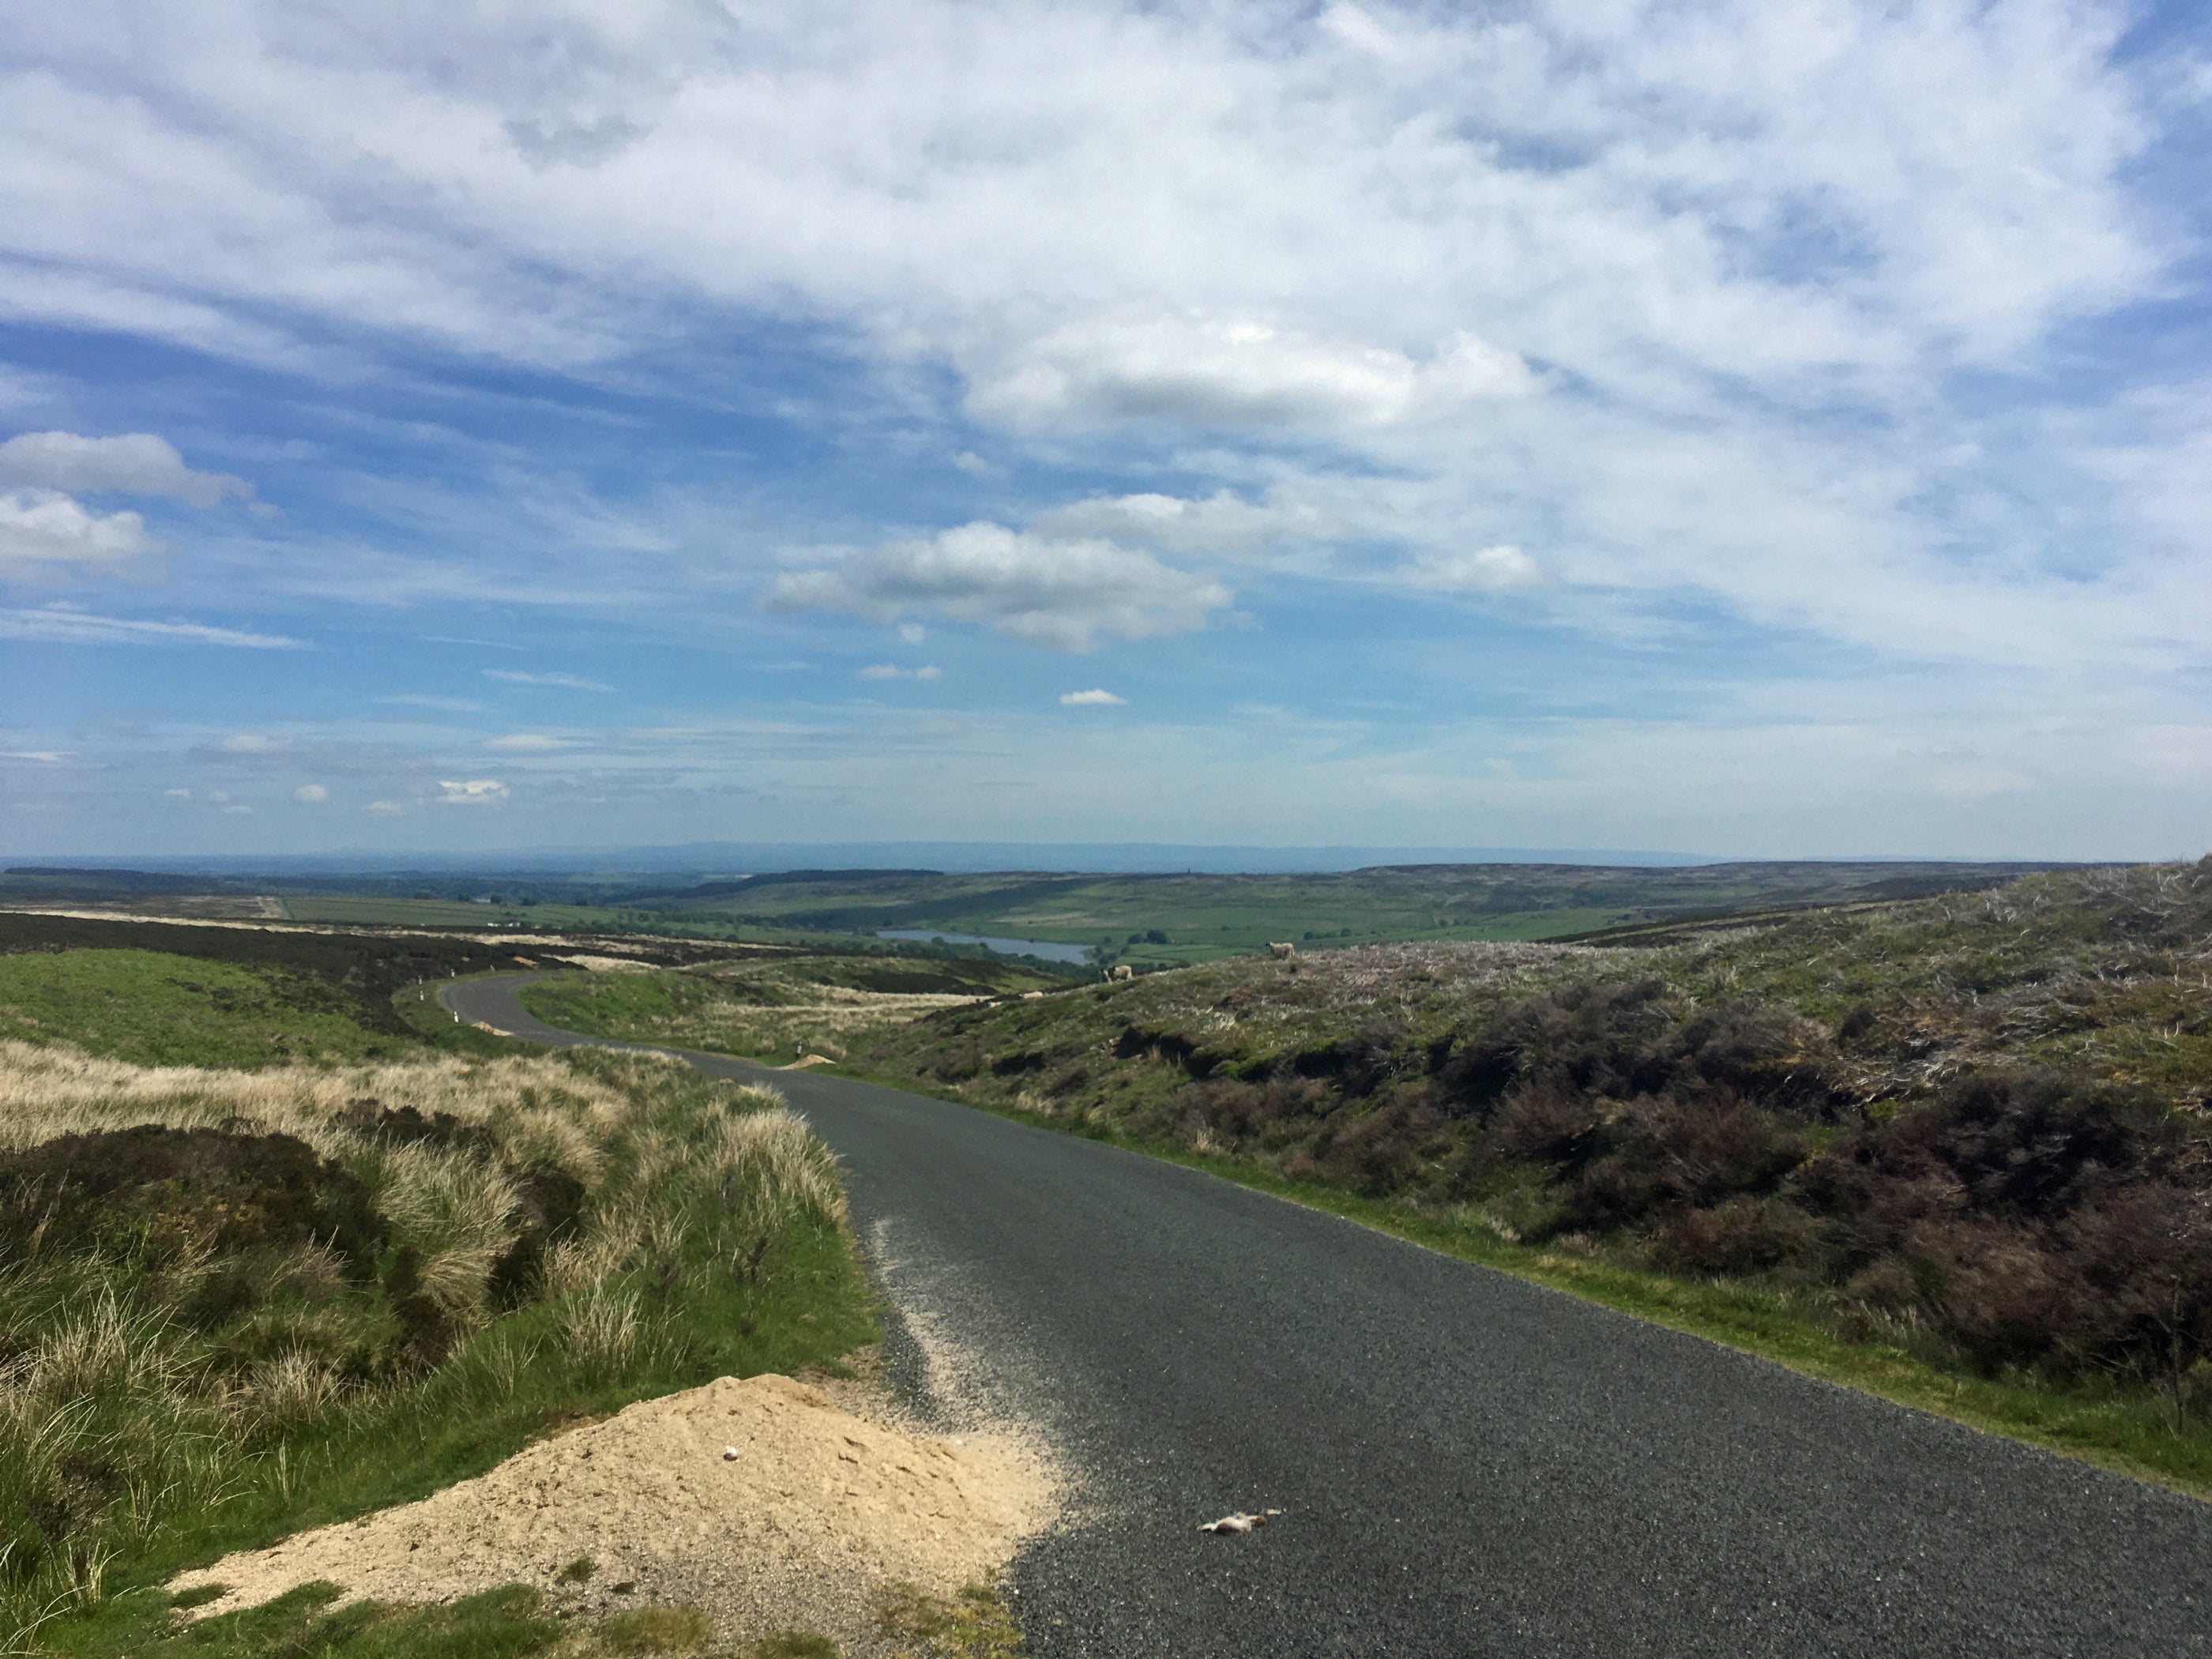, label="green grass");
[5,1019,877,1657]
[0,950,401,1066]
[517,956,1058,1066]
[41,1582,568,1659]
